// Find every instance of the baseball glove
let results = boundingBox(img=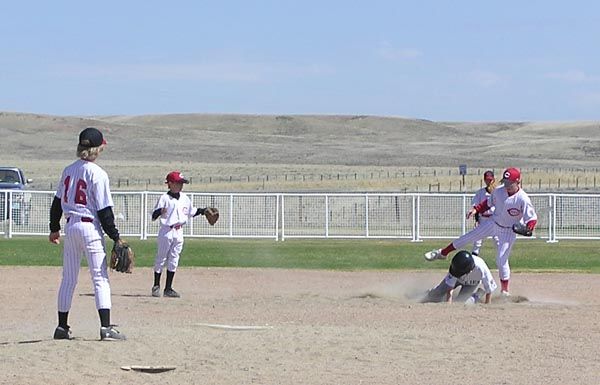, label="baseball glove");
[512,223,533,237]
[110,240,134,273]
[204,207,219,226]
